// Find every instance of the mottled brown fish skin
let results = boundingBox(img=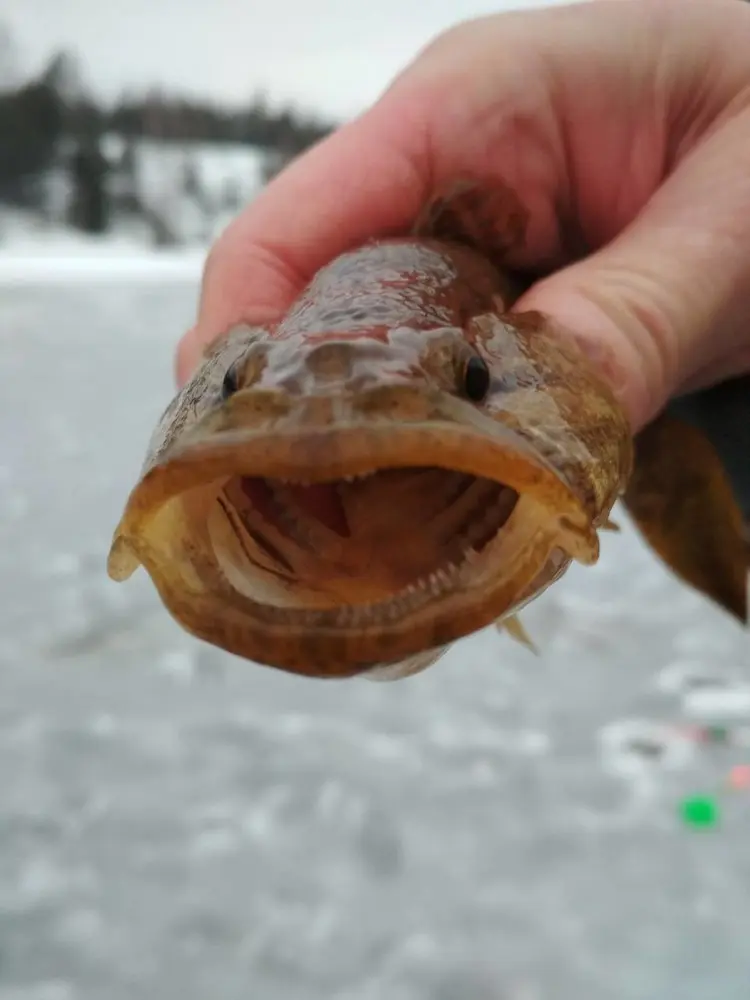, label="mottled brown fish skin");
[108,180,638,677]
[623,380,749,624]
